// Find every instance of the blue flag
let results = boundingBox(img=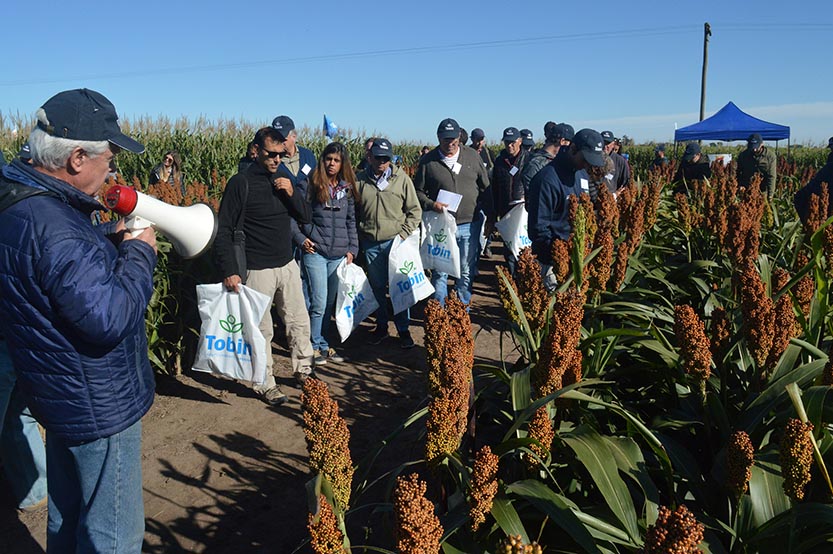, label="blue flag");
[323,114,339,138]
